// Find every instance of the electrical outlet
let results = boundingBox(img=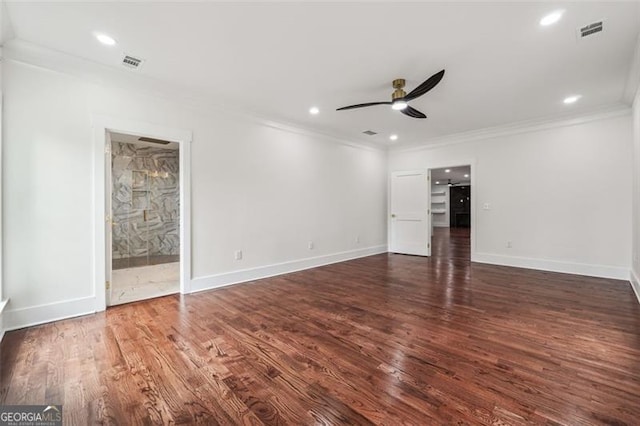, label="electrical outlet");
[506,241,512,248]
[483,203,491,210]
[234,250,242,260]
[308,241,314,250]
